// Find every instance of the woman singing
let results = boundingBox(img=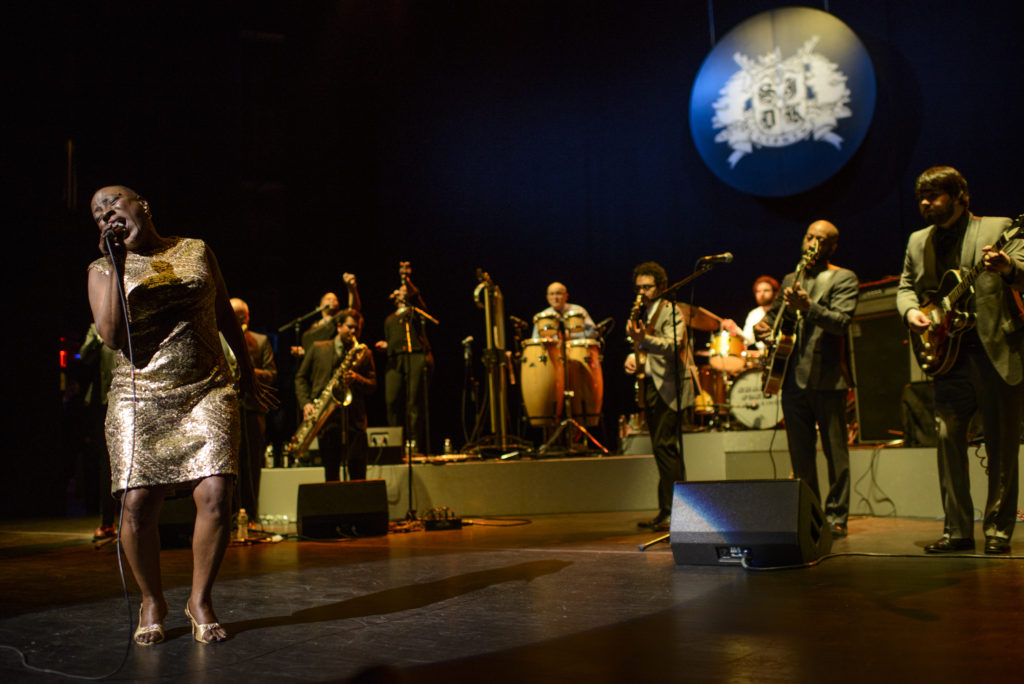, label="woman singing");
[87,185,274,644]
